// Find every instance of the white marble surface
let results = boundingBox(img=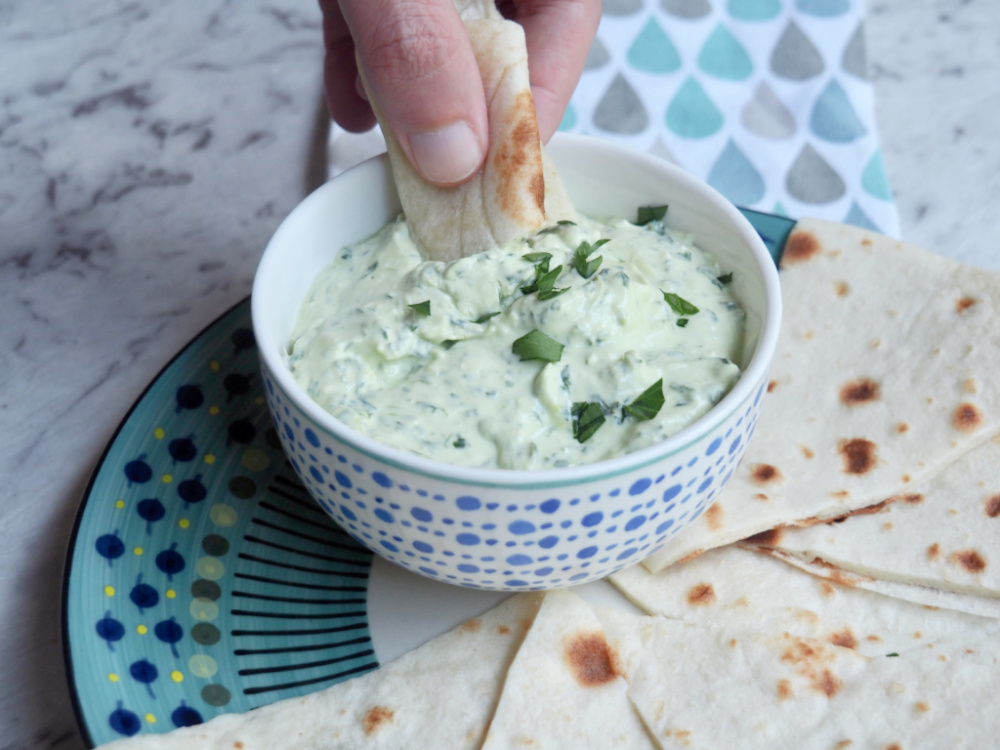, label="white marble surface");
[0,0,997,747]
